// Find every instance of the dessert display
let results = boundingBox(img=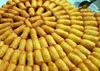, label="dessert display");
[0,0,100,71]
